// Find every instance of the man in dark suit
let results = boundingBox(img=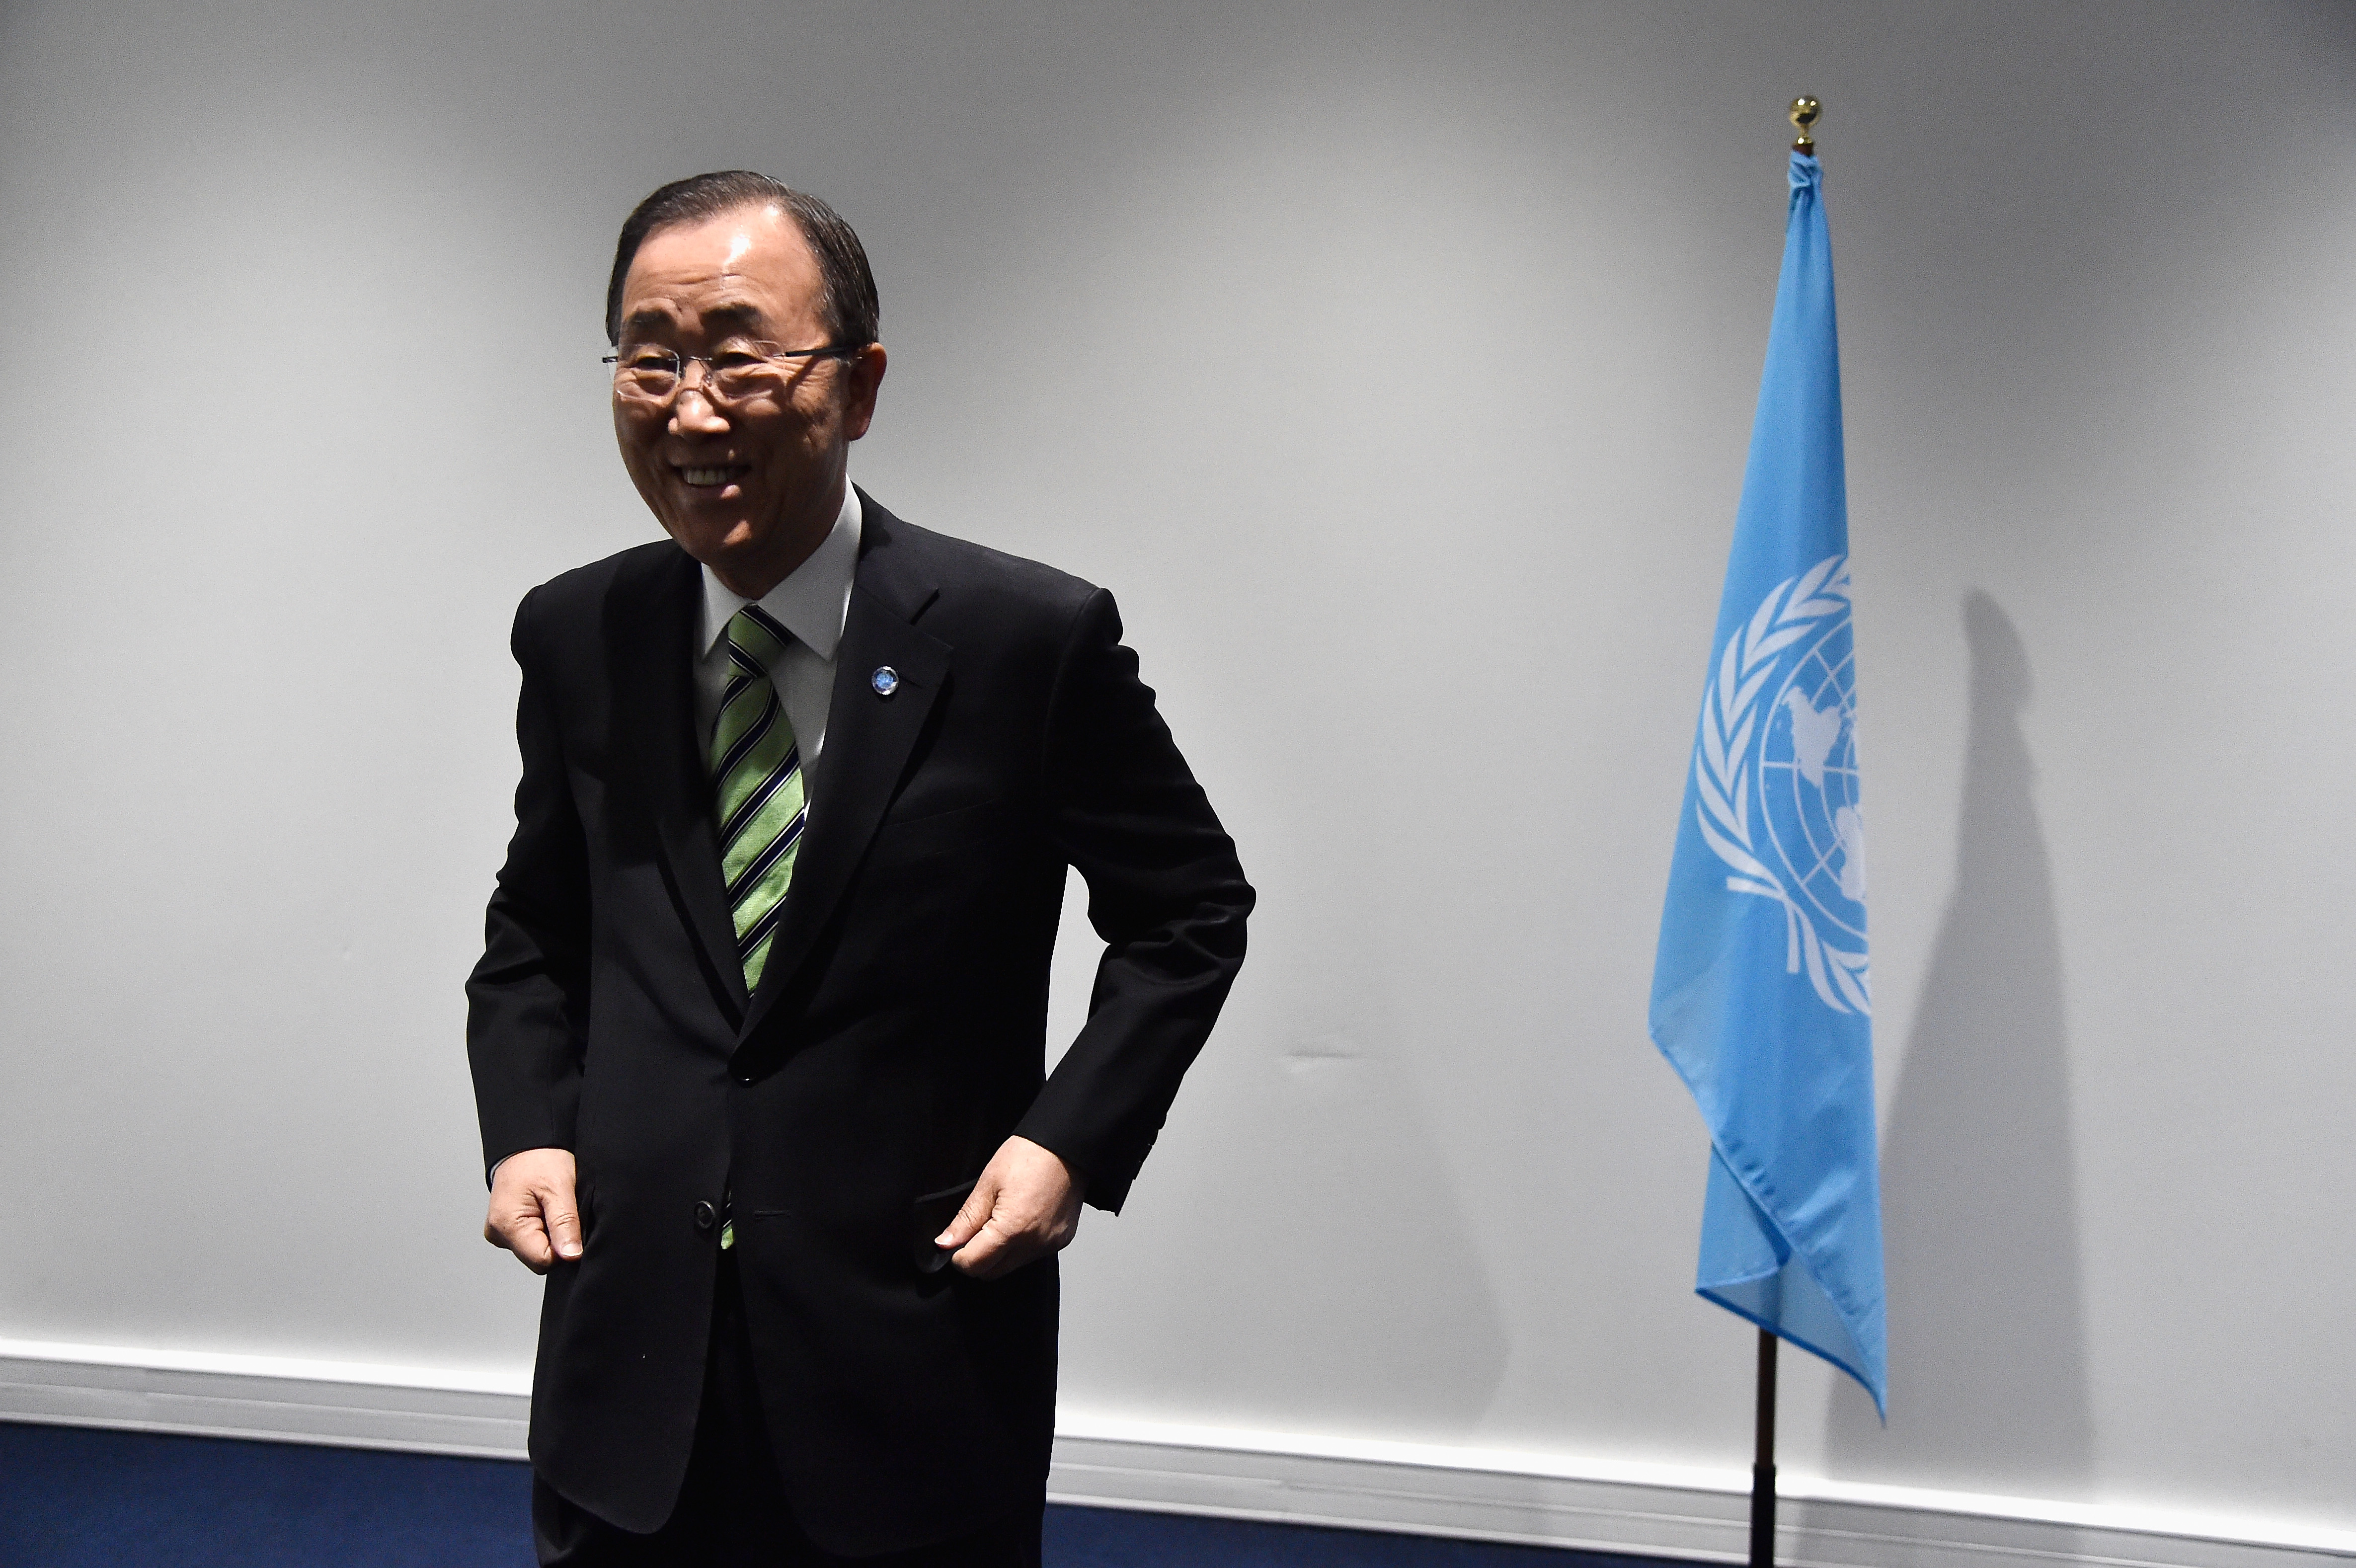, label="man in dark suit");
[467,171,1252,1567]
